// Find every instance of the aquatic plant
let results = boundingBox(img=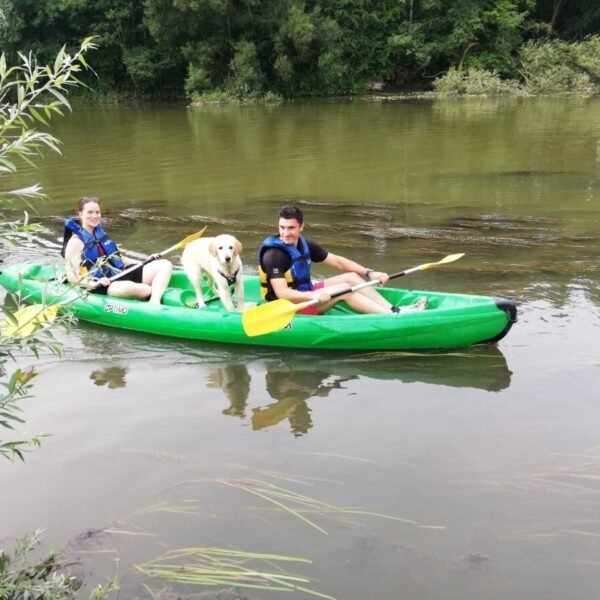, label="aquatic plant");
[218,476,424,535]
[137,547,335,599]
